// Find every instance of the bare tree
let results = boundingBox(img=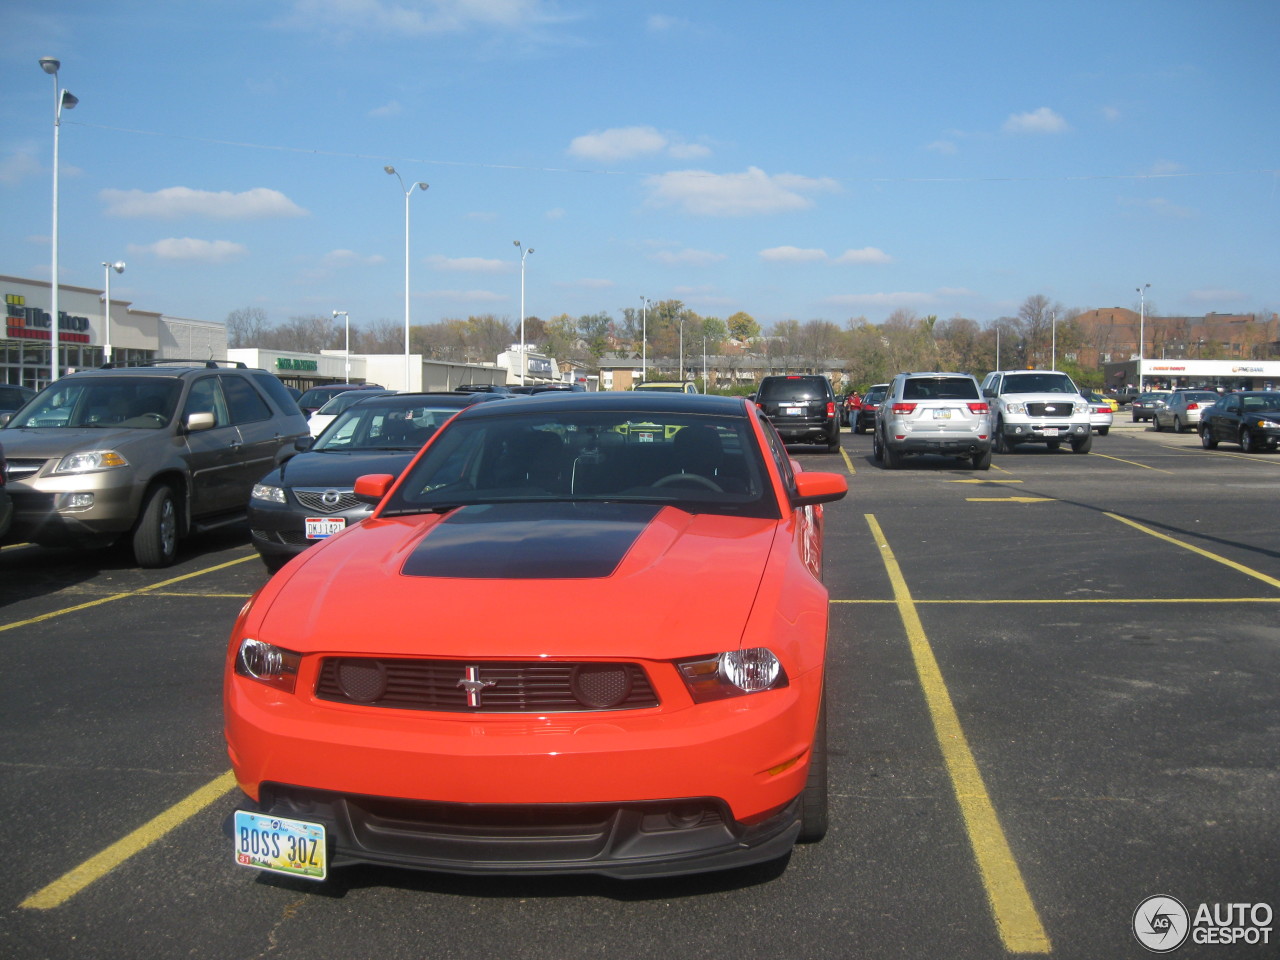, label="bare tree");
[224,306,269,349]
